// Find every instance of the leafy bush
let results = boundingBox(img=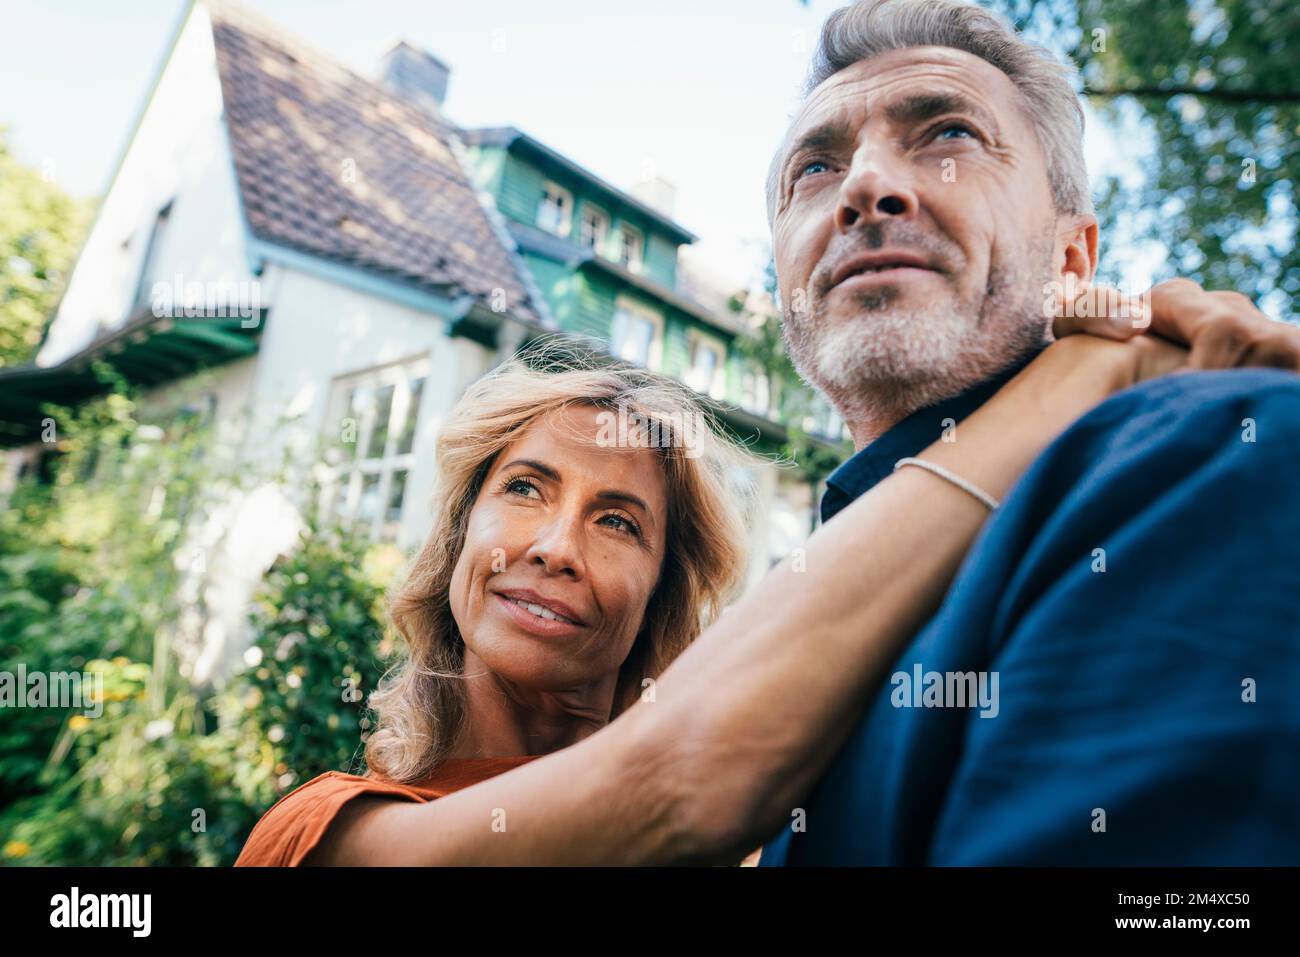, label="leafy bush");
[0,383,403,866]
